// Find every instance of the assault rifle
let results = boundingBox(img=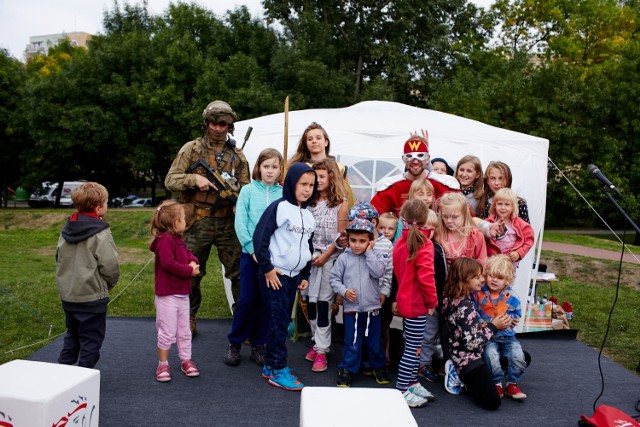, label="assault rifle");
[186,159,239,205]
